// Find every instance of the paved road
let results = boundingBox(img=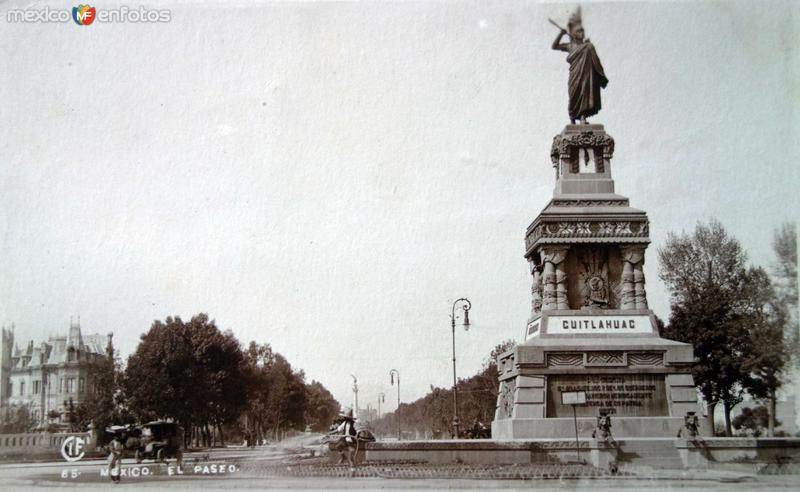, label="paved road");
[1,447,799,491]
